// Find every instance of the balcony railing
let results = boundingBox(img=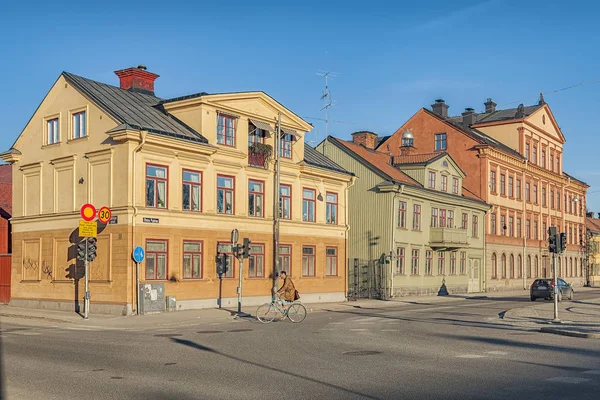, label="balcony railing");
[429,227,469,250]
[248,151,267,168]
